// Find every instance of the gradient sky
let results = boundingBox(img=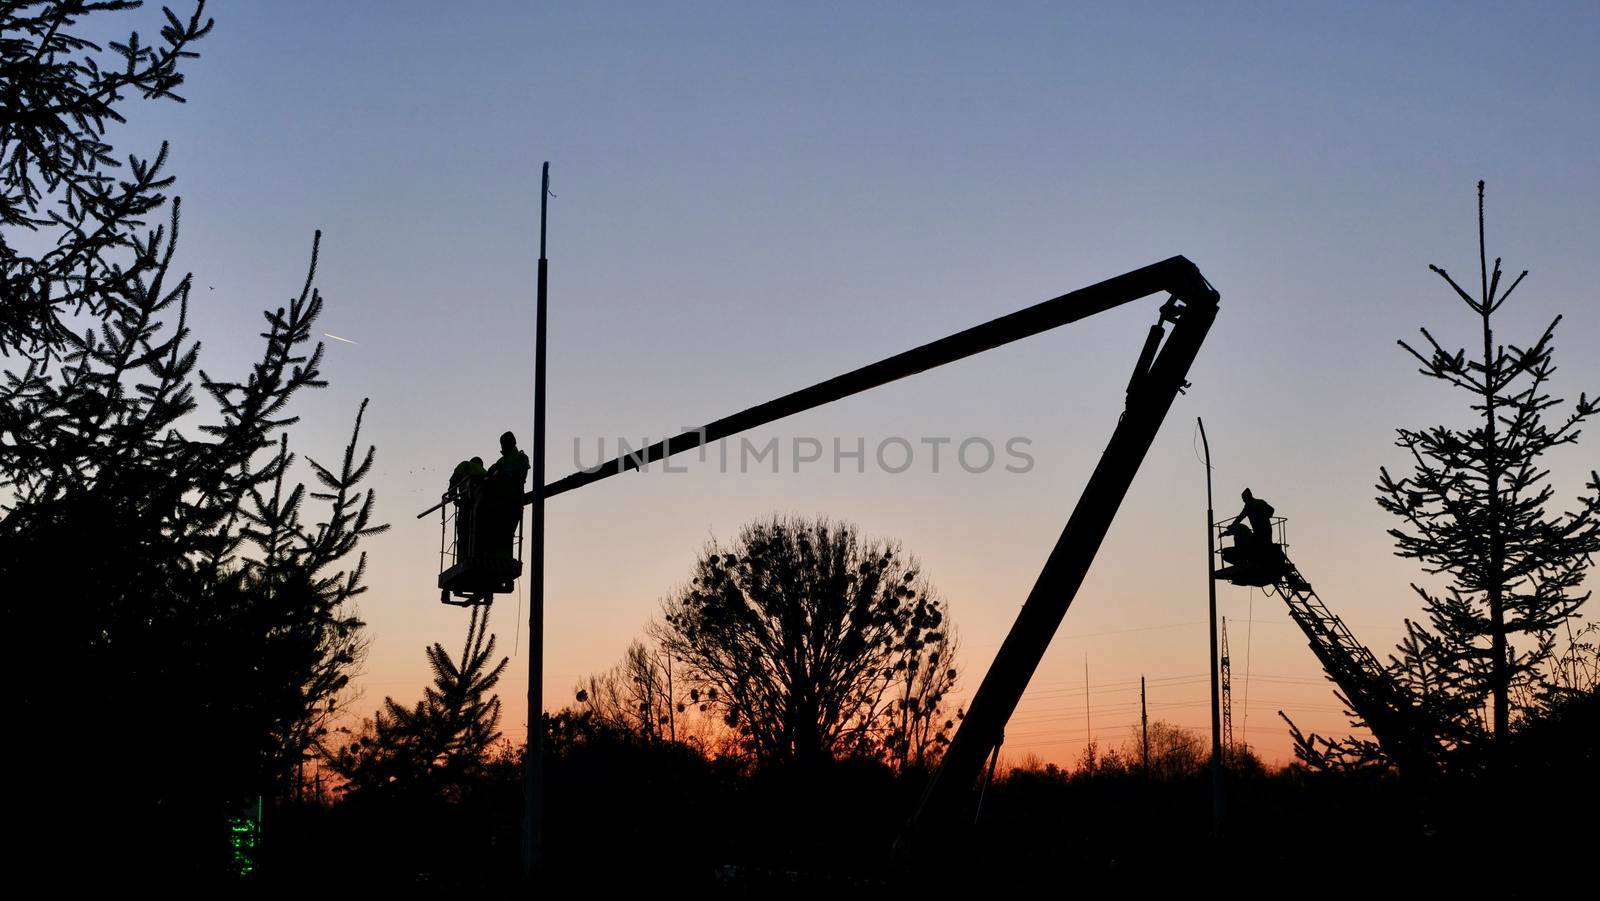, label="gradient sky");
[91,1,1599,766]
